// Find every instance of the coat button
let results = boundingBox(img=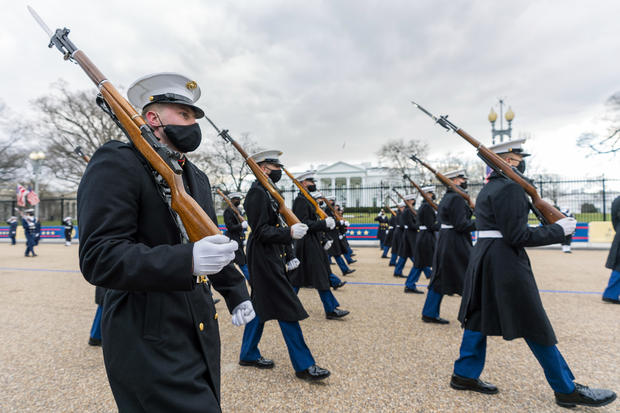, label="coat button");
[214,313,218,320]
[199,322,204,331]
